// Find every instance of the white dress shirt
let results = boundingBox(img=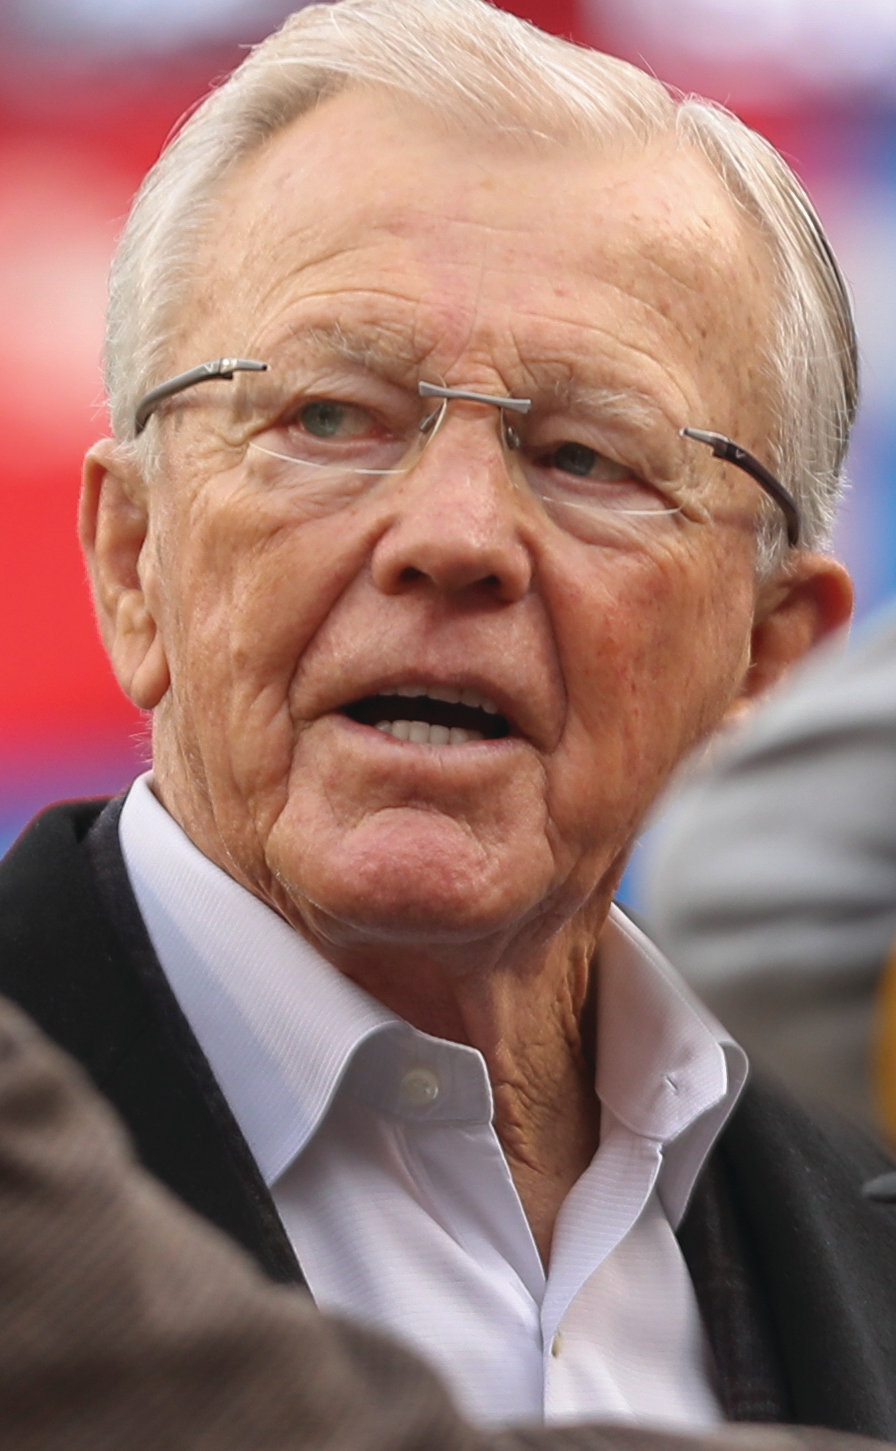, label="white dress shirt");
[120,773,747,1429]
